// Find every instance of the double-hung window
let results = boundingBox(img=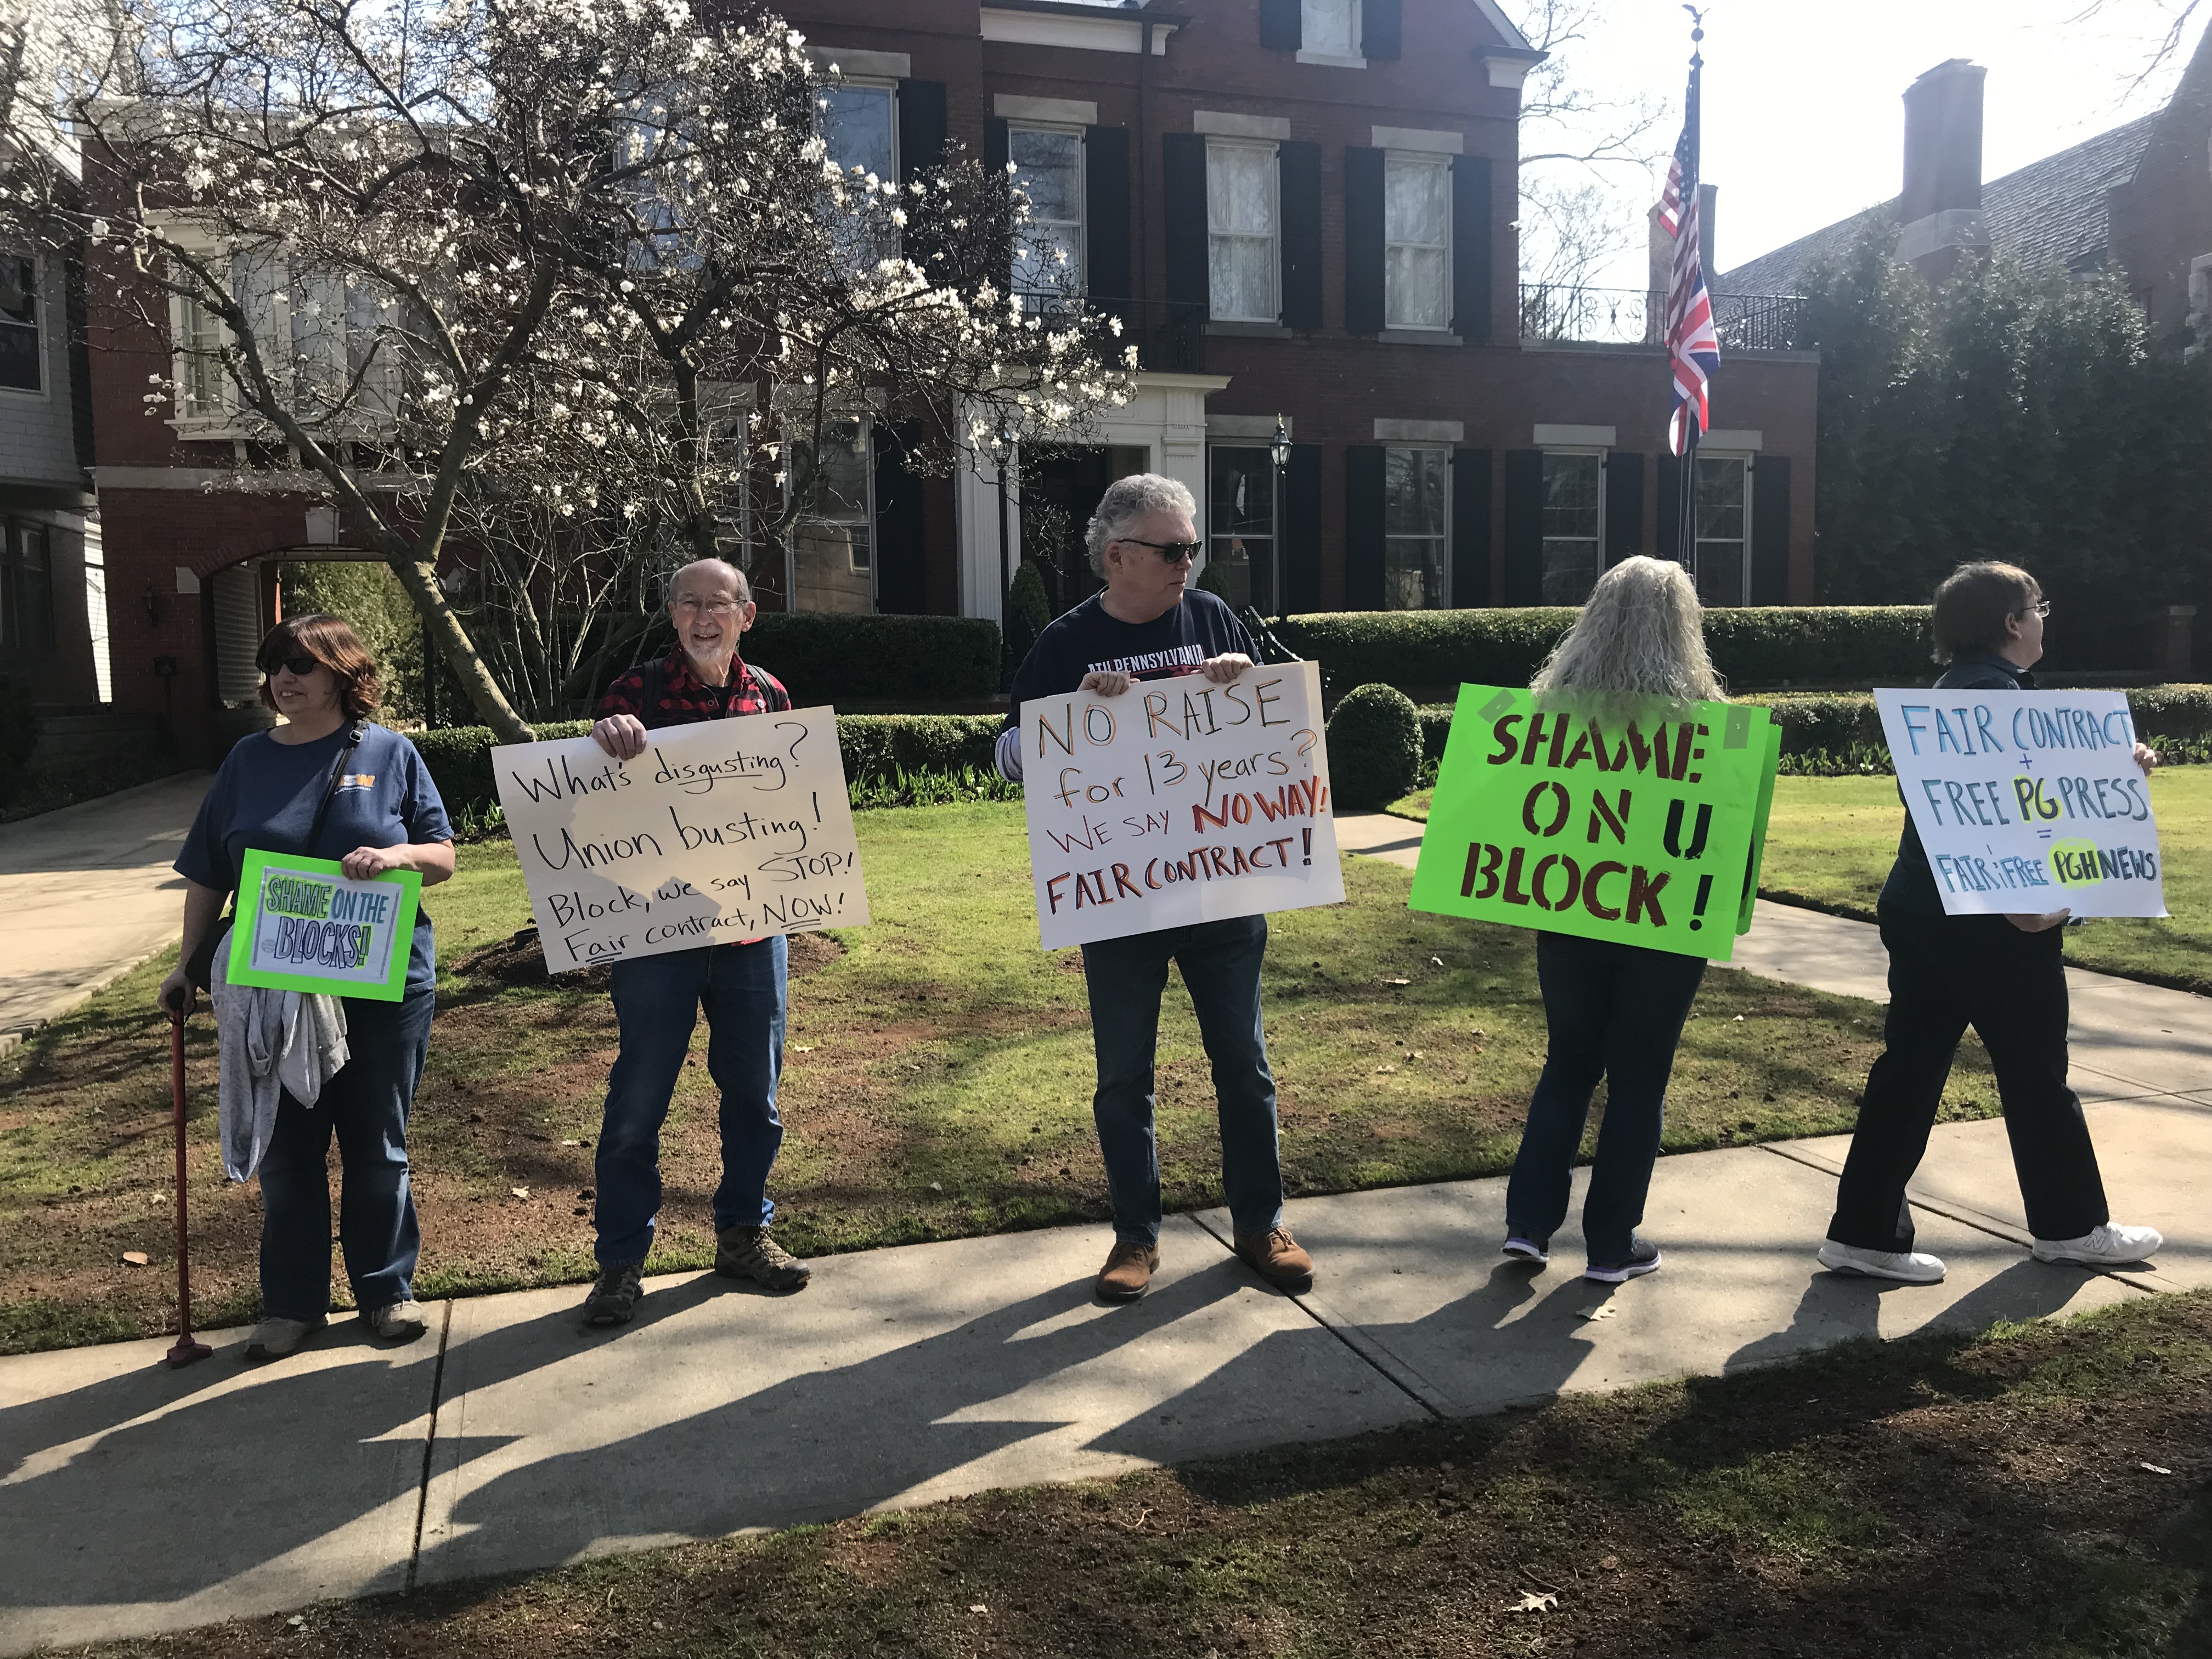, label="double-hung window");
[820,81,898,271]
[1384,447,1449,608]
[1540,451,1605,604]
[1301,0,1361,59]
[1207,140,1278,323]
[1384,153,1451,331]
[789,419,875,614]
[1010,126,1084,306]
[171,246,399,430]
[0,257,41,393]
[1206,446,1277,613]
[1692,453,1752,607]
[1,520,54,650]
